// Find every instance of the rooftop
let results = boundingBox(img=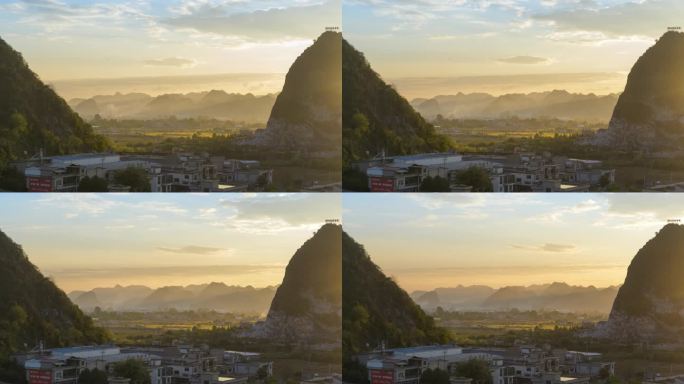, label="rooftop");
[388,344,462,355]
[48,153,116,161]
[50,345,118,354]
